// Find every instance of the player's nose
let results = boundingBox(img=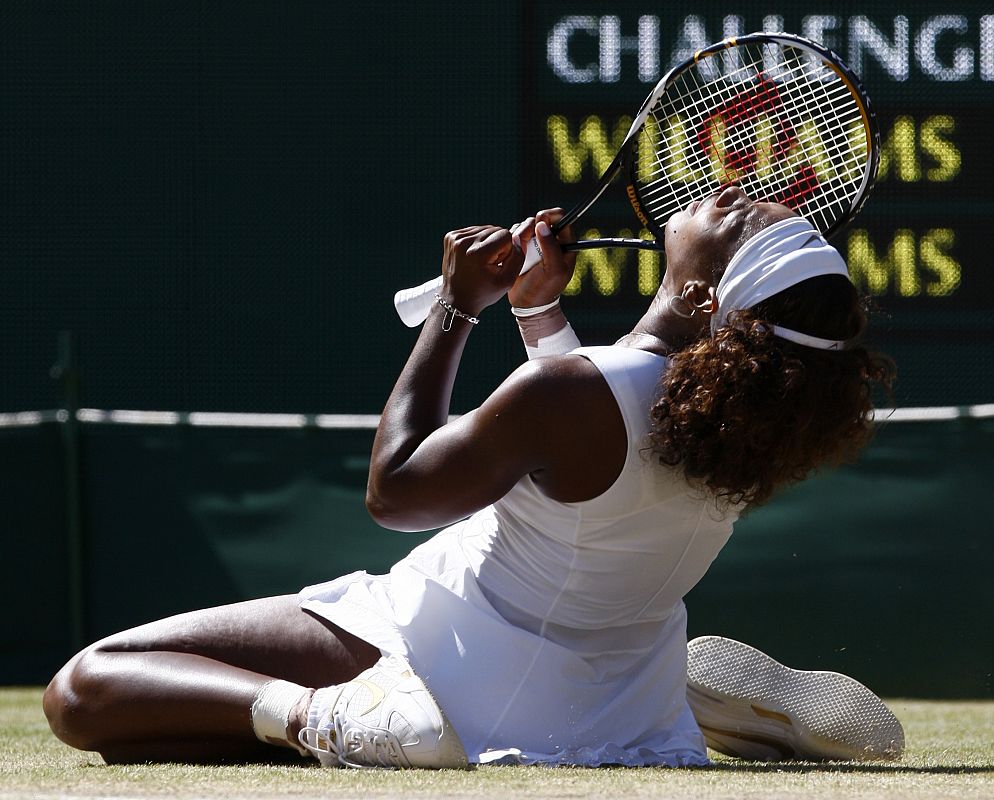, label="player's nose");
[714,184,749,208]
